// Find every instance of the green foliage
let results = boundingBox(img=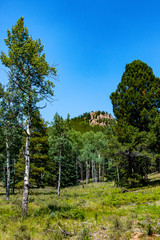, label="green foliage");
[110,60,160,131]
[110,60,160,187]
[0,17,57,216]
[79,227,91,240]
[108,123,152,187]
[60,208,85,220]
[147,113,160,172]
[0,126,5,183]
[14,225,31,240]
[0,17,56,110]
[15,112,49,188]
[30,112,49,187]
[48,113,77,188]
